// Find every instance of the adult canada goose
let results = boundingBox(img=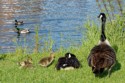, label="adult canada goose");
[18,57,33,69]
[39,53,55,67]
[15,20,23,25]
[56,52,81,70]
[56,56,68,70]
[64,53,81,68]
[14,26,30,34]
[87,13,116,77]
